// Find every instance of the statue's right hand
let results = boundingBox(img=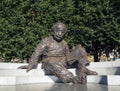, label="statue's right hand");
[17,61,38,72]
[27,61,38,72]
[17,65,29,70]
[17,64,36,72]
[26,64,34,72]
